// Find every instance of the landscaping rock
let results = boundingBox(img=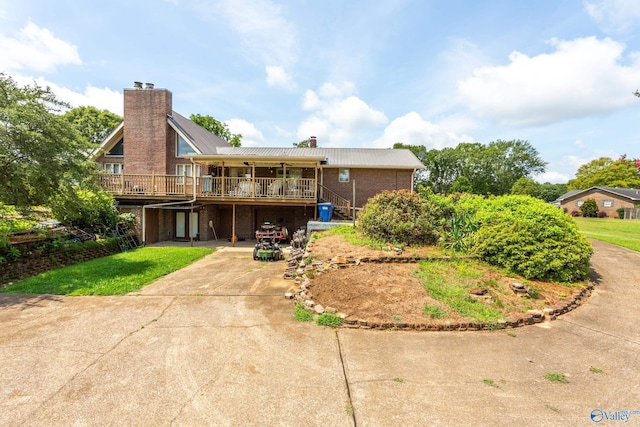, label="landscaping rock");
[314,304,325,314]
